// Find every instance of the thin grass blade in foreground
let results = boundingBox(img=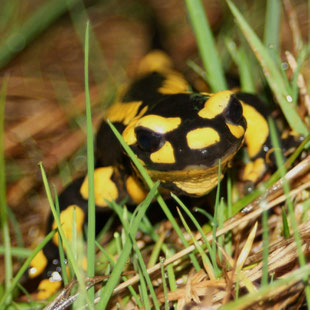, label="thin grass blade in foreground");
[264,0,281,54]
[84,20,96,302]
[0,78,13,305]
[226,0,308,136]
[184,0,227,92]
[39,163,94,310]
